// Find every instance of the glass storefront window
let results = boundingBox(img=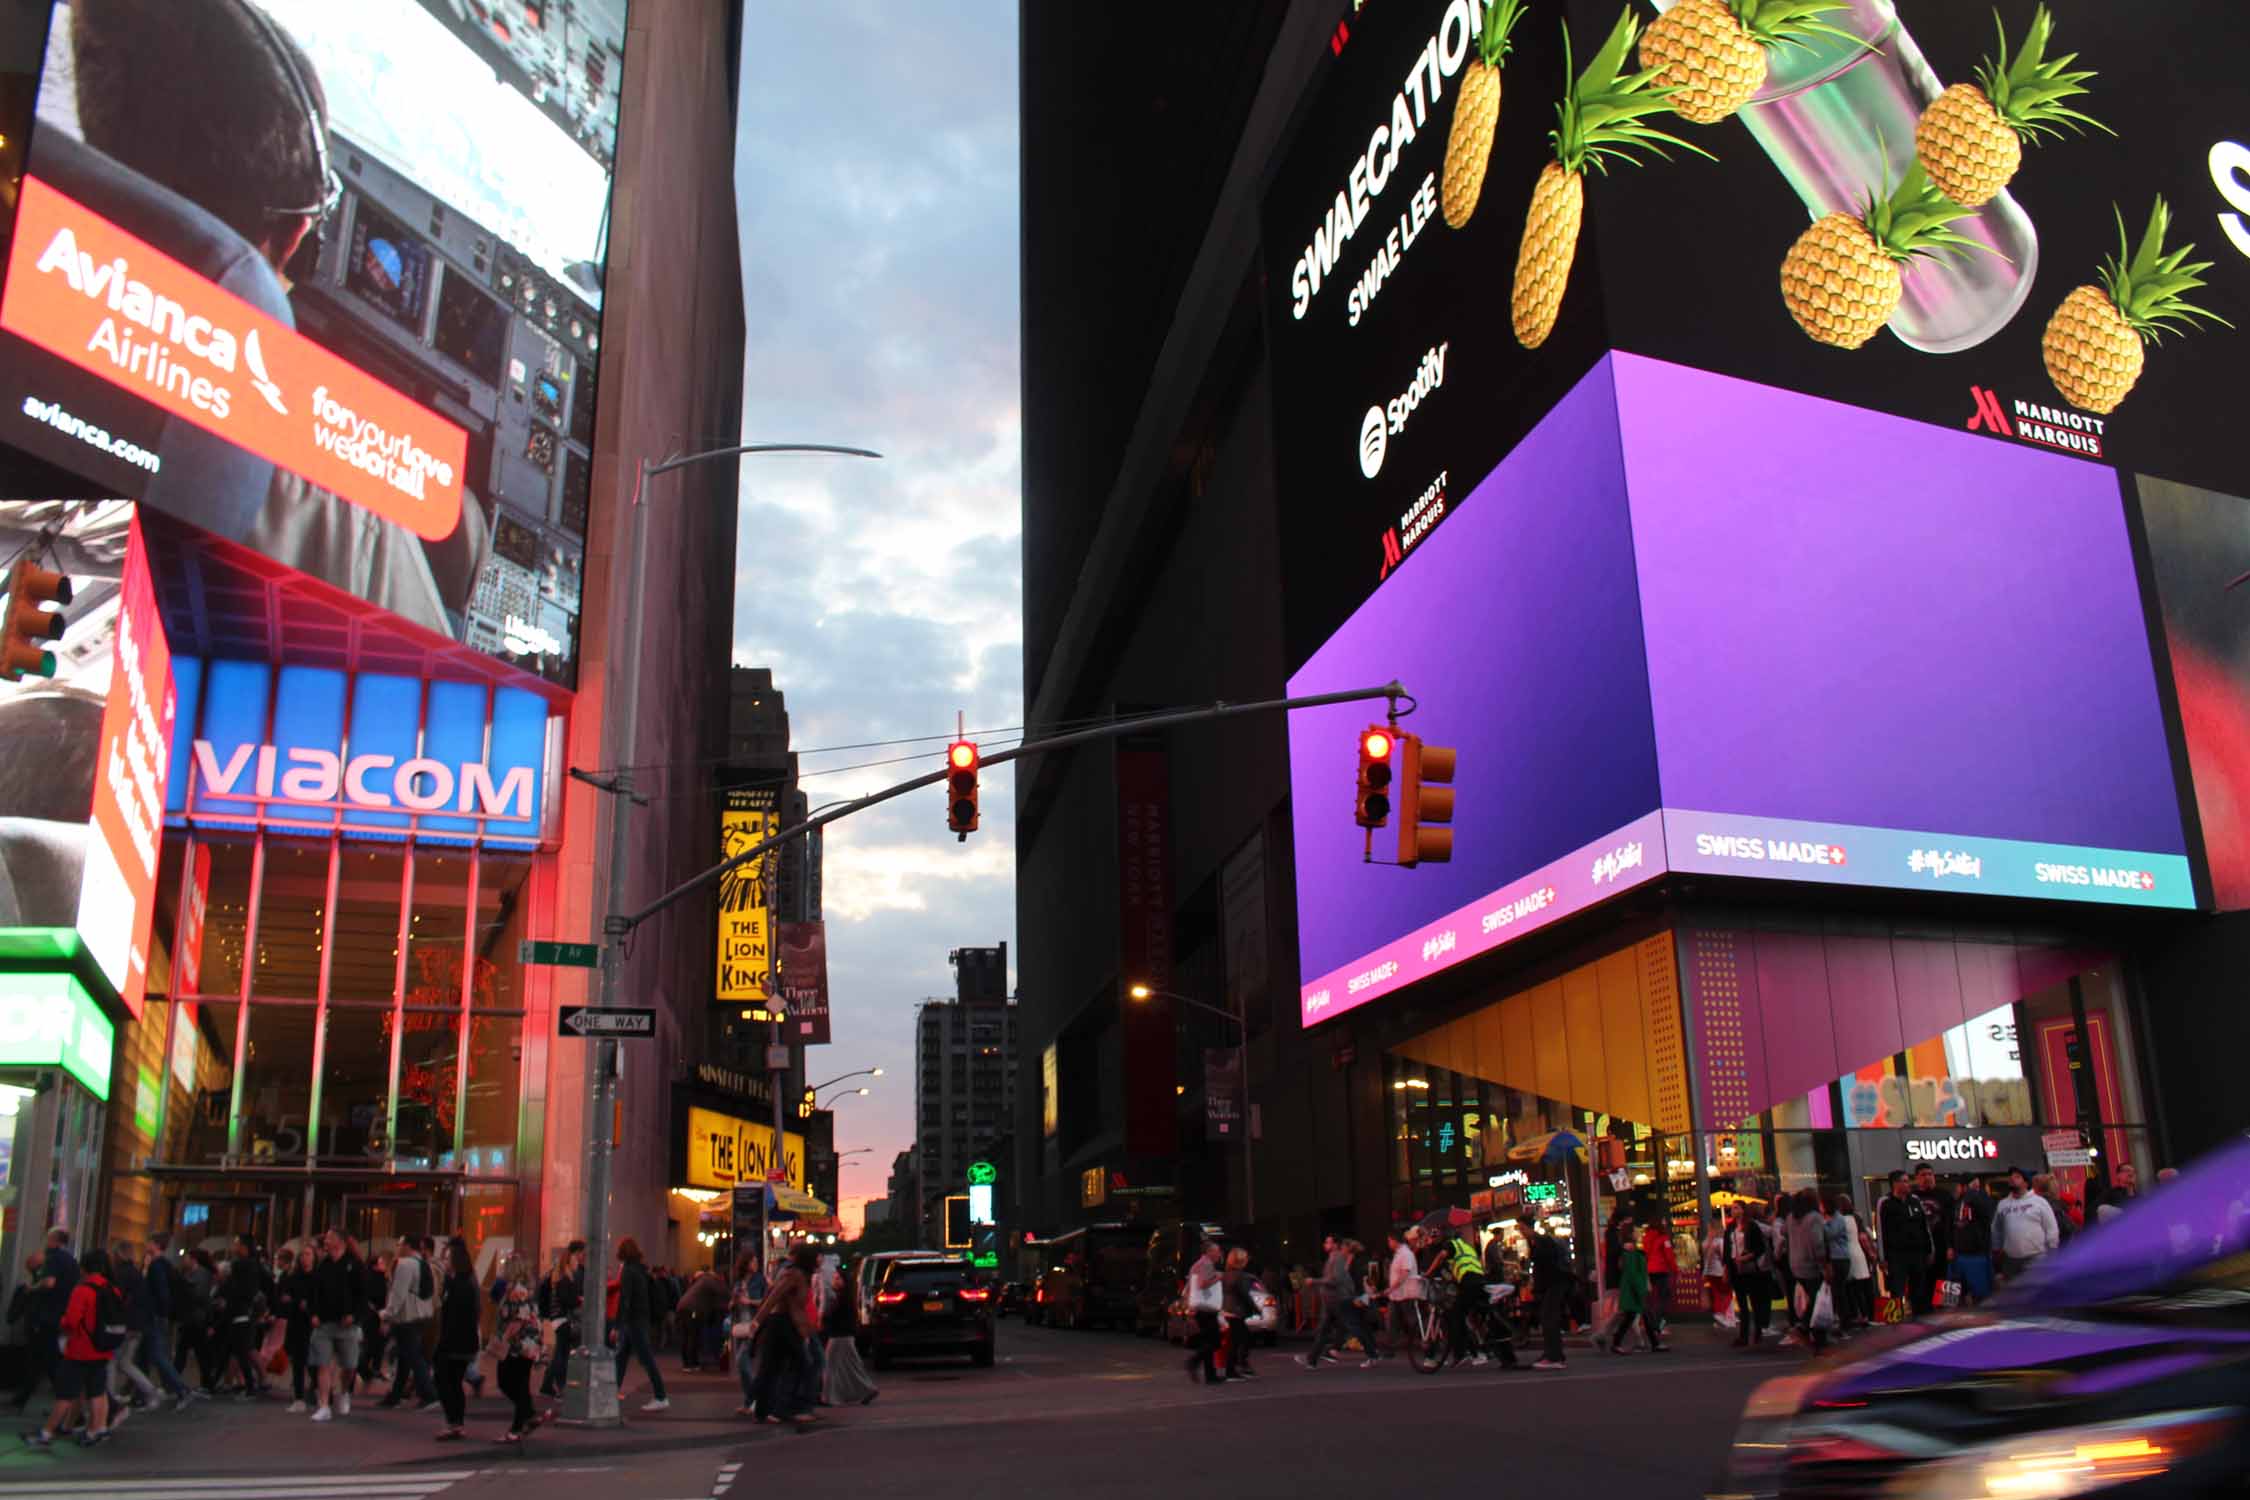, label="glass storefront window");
[393,1011,461,1168]
[252,839,329,1000]
[473,855,534,1008]
[459,1013,521,1172]
[186,840,255,998]
[164,1001,238,1165]
[405,852,471,1009]
[460,1181,519,1271]
[241,1004,316,1163]
[328,848,406,1004]
[319,1007,394,1165]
